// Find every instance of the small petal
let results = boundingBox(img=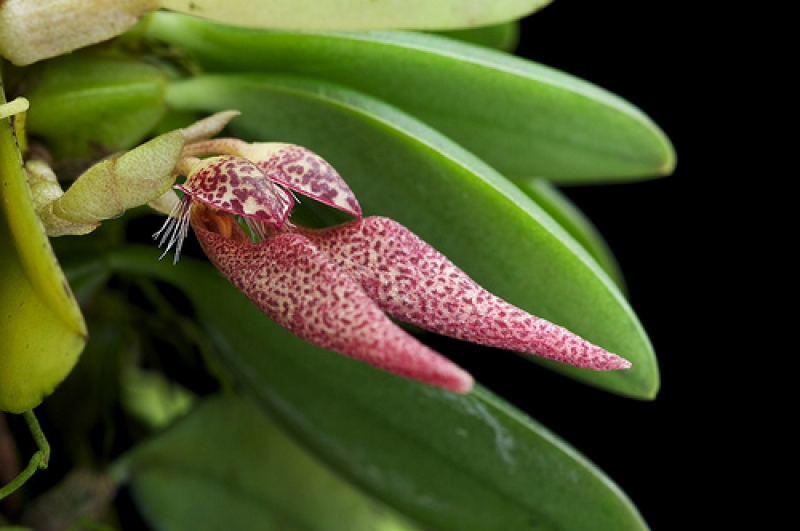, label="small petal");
[191,206,473,393]
[247,143,362,218]
[177,155,293,229]
[185,139,361,218]
[301,217,631,371]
